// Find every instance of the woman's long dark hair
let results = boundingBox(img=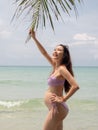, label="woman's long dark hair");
[59,44,74,93]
